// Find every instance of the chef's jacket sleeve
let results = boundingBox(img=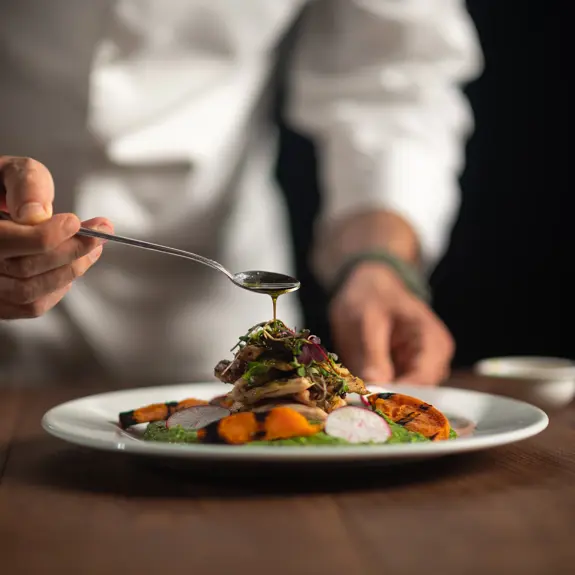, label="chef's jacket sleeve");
[287,0,483,276]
